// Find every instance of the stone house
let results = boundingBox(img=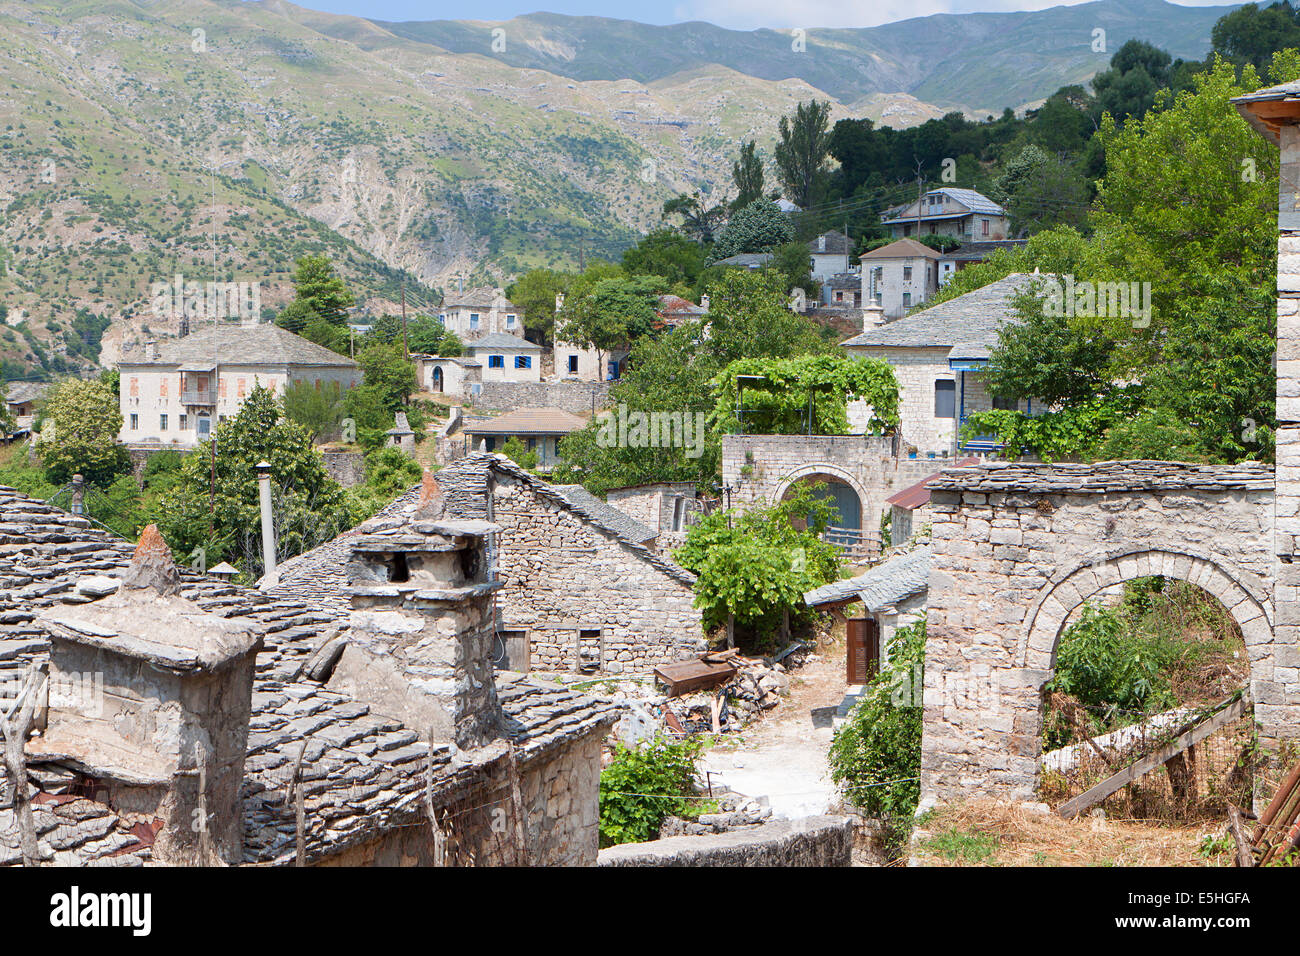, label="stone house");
[880,187,1009,241]
[804,544,931,661]
[860,238,941,319]
[553,294,629,383]
[936,239,1029,287]
[463,407,586,468]
[842,272,1042,456]
[438,289,524,342]
[808,231,853,294]
[117,322,361,449]
[465,333,543,385]
[418,354,481,396]
[0,488,619,866]
[264,454,706,676]
[604,481,710,553]
[4,381,45,438]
